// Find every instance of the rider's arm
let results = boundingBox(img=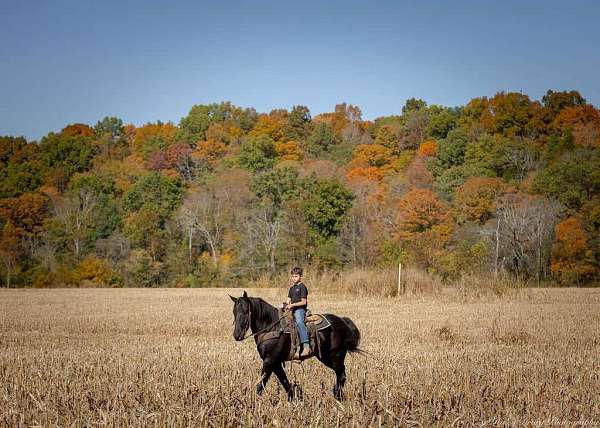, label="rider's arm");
[288,297,307,309]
